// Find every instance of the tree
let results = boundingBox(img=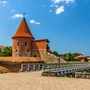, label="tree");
[0,46,12,56]
[59,52,82,61]
[72,53,83,57]
[66,52,72,61]
[52,51,59,56]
